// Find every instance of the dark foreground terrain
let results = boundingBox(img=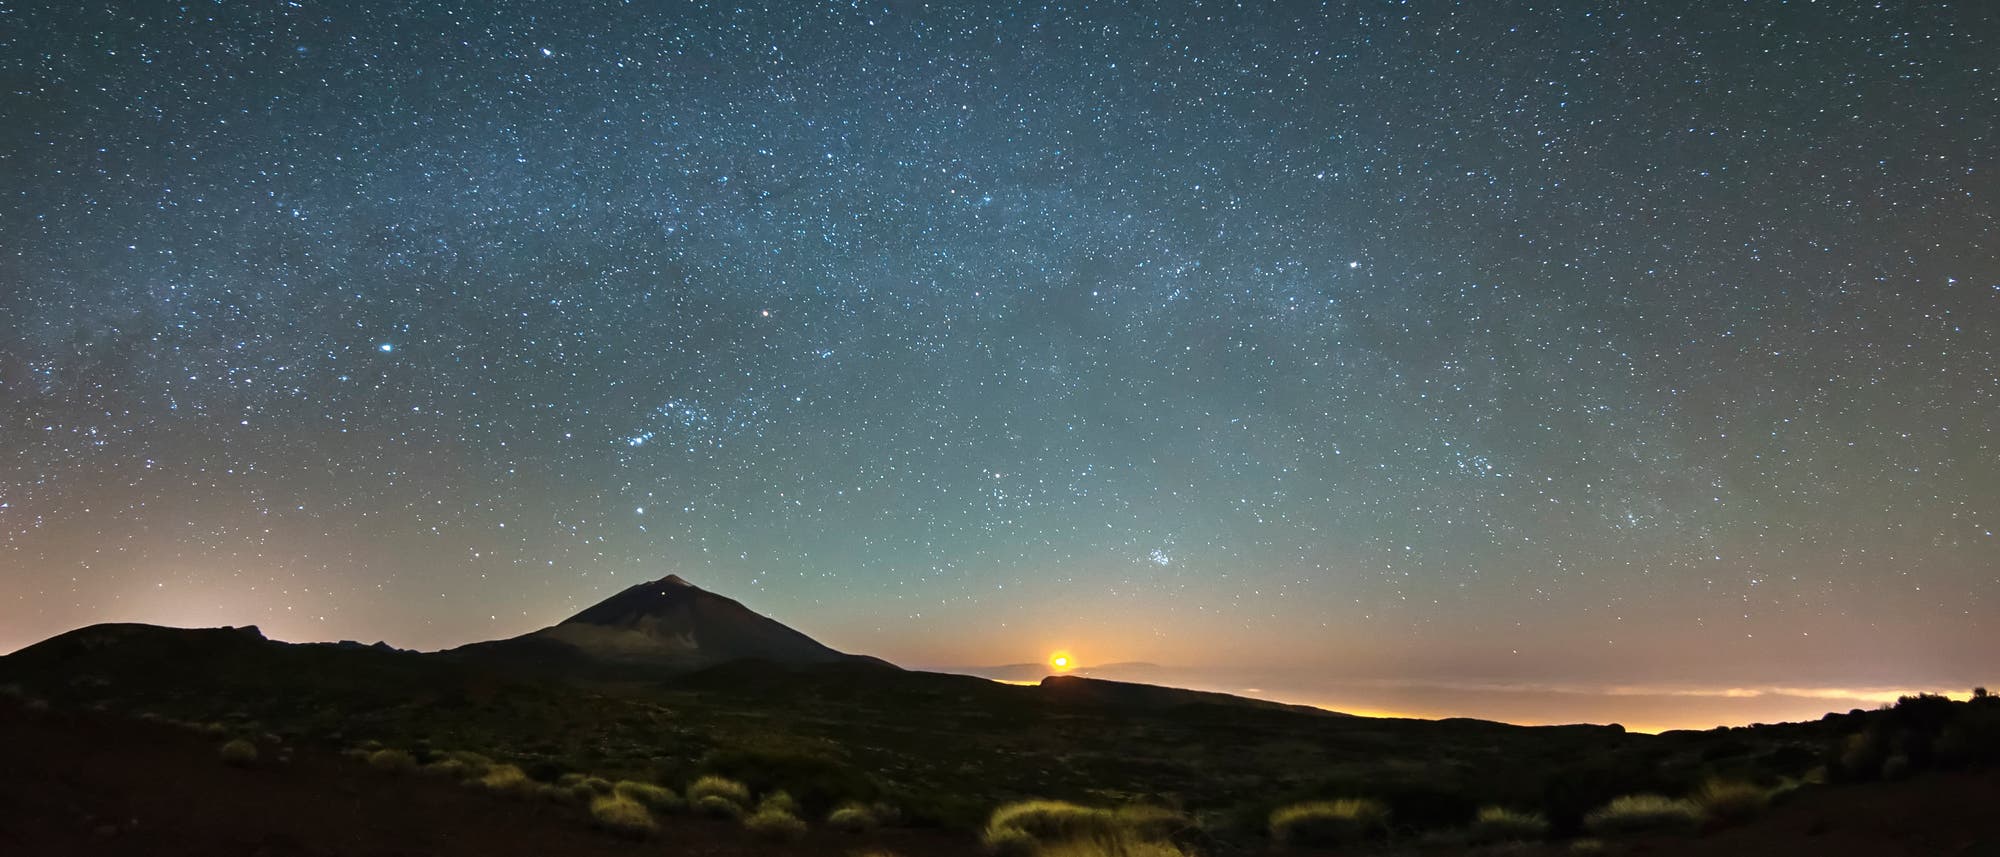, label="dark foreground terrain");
[4,698,1996,857]
[0,698,959,857]
[3,582,1996,856]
